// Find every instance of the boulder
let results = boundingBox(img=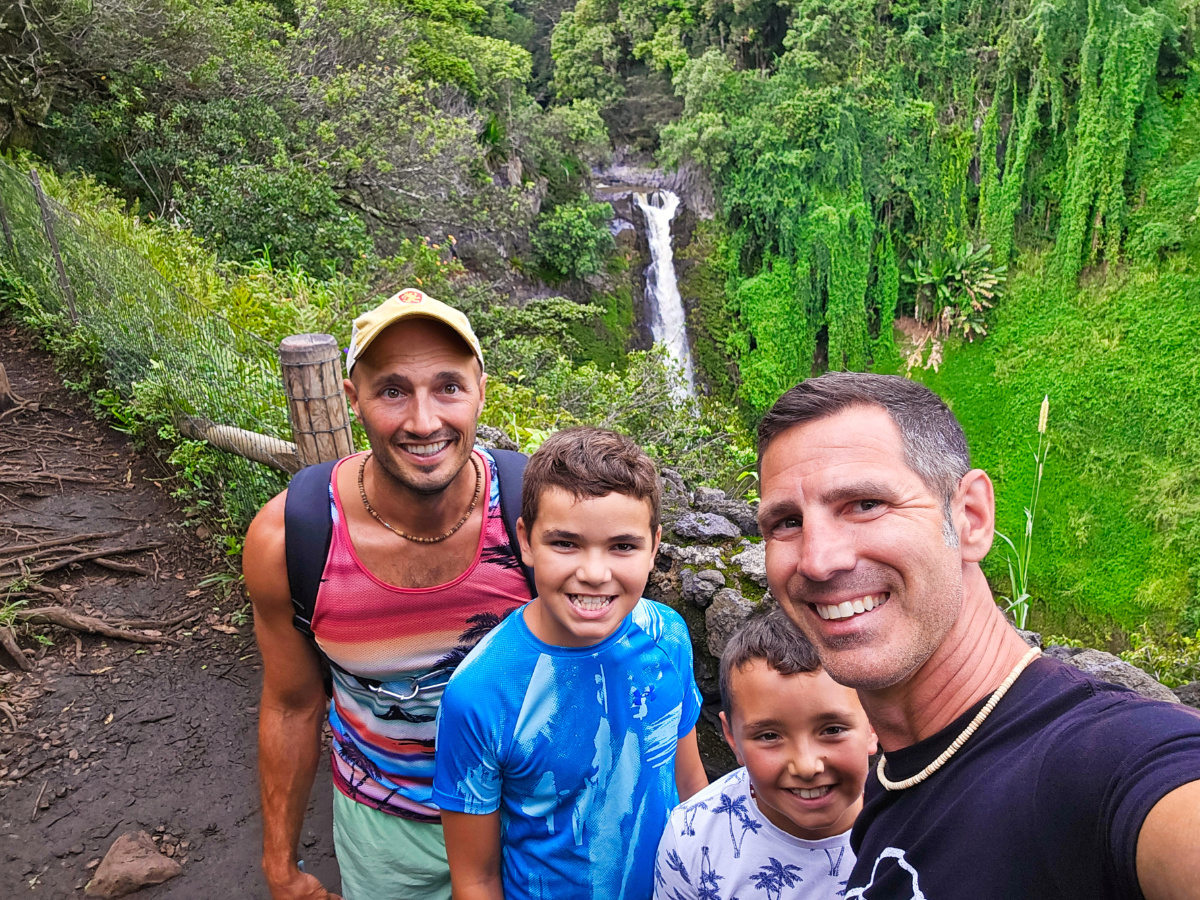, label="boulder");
[672,512,740,542]
[1017,629,1042,648]
[475,425,518,452]
[731,541,768,588]
[659,471,691,529]
[1042,644,1084,662]
[681,568,725,609]
[693,487,760,537]
[658,542,724,568]
[1061,649,1181,704]
[1174,680,1200,709]
[705,589,774,658]
[86,831,183,898]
